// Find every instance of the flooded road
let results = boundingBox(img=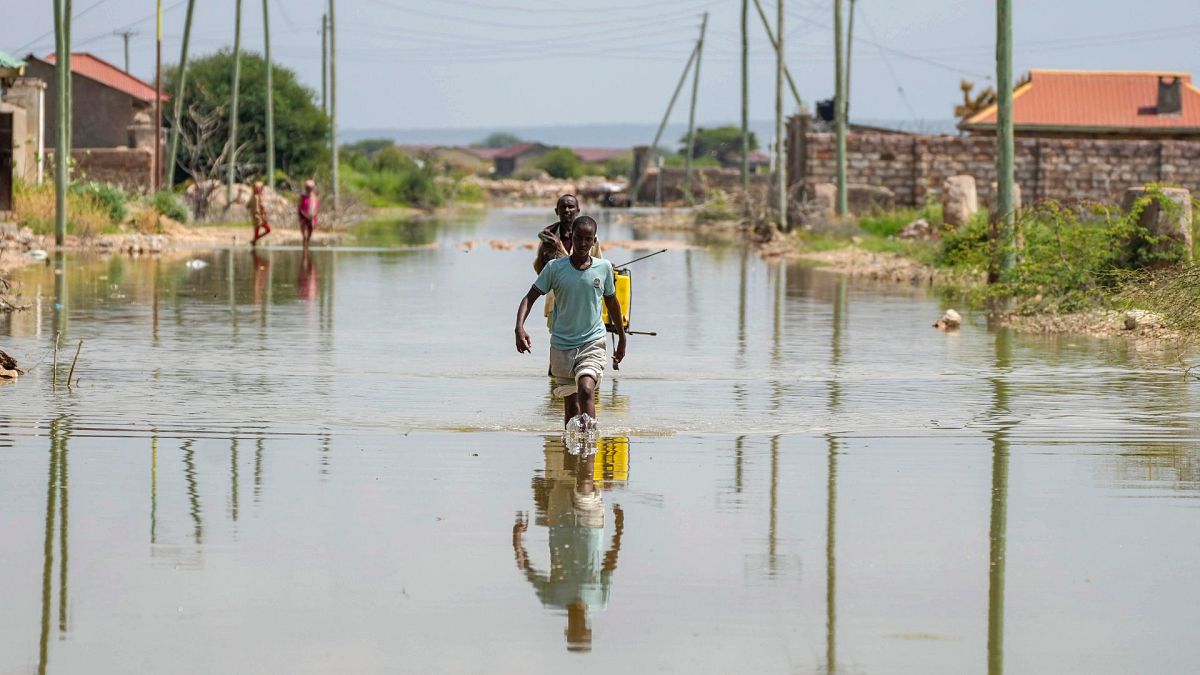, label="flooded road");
[2,208,1198,673]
